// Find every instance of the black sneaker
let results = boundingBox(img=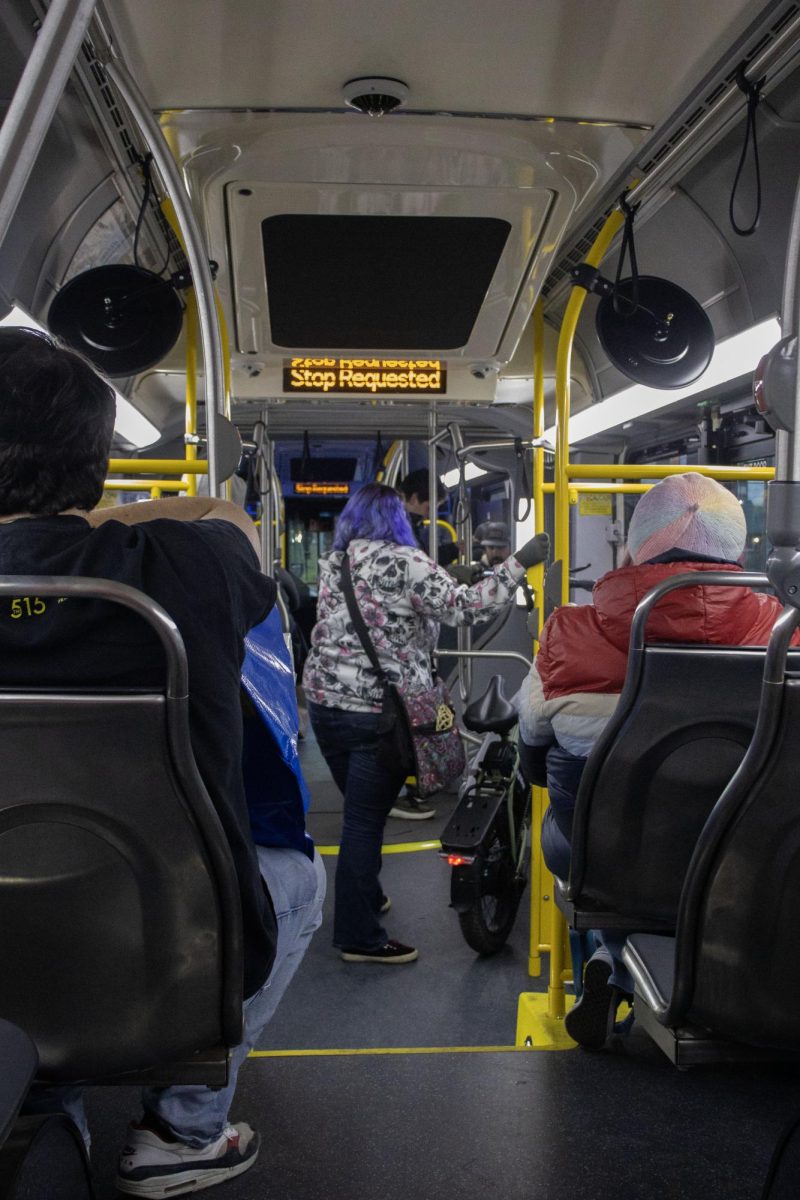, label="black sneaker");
[340,939,418,964]
[565,950,618,1049]
[117,1121,259,1196]
[388,794,435,820]
[379,894,392,914]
